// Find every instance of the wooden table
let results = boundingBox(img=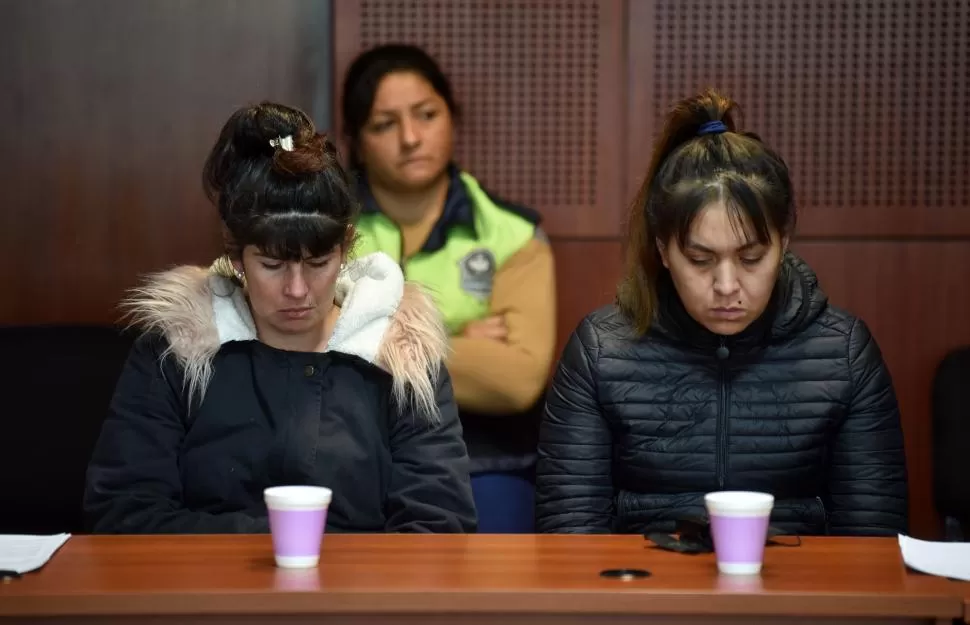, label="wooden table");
[0,534,965,624]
